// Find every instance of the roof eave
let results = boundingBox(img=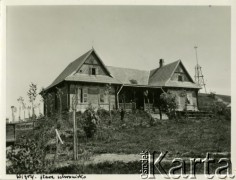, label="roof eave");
[123,84,162,88]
